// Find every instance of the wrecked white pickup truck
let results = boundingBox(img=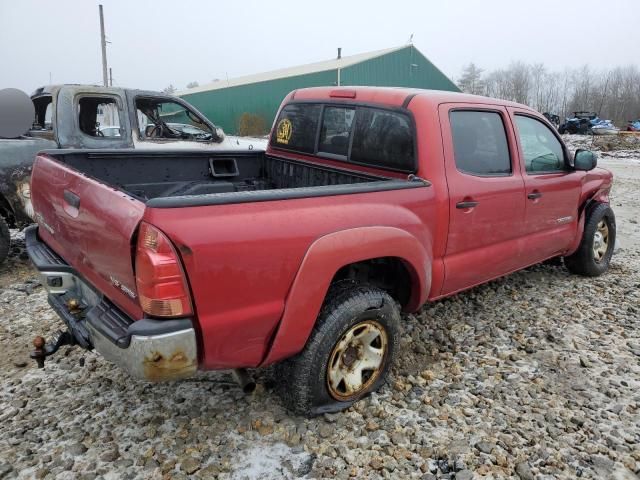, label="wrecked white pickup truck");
[0,84,263,263]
